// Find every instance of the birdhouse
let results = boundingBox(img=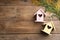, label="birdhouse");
[34,8,45,22]
[42,21,55,35]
